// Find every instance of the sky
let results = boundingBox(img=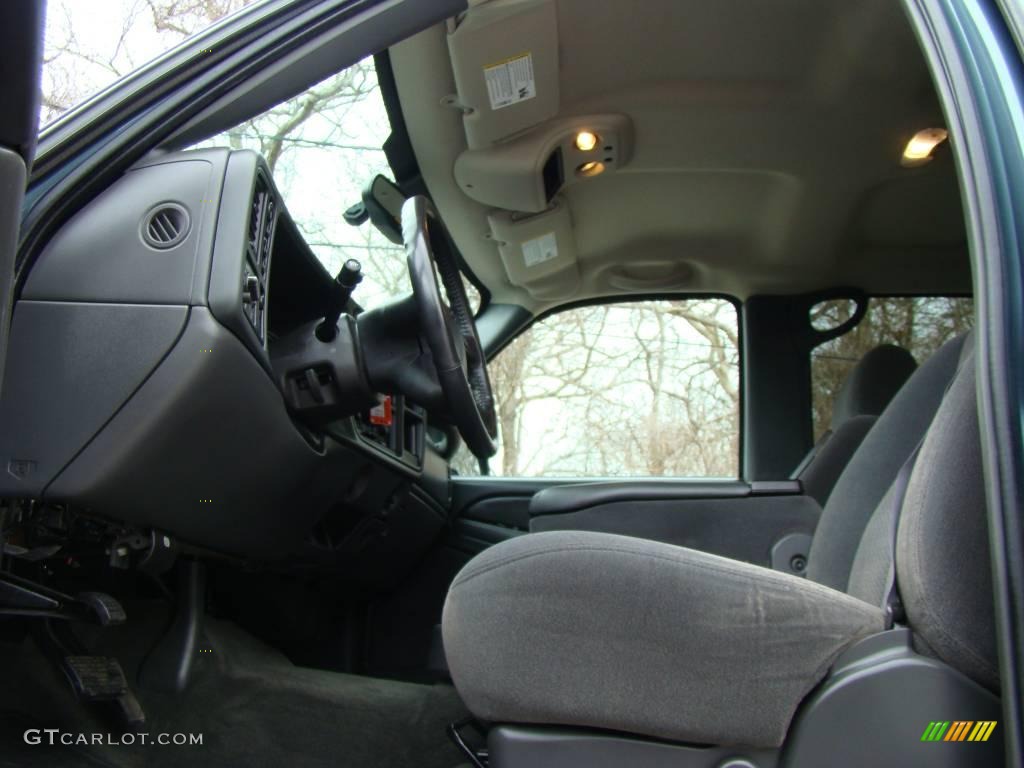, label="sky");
[41,0,218,123]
